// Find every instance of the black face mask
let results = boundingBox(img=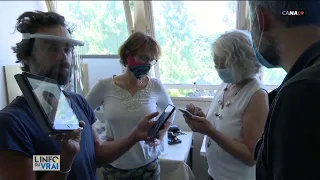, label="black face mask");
[129,64,151,79]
